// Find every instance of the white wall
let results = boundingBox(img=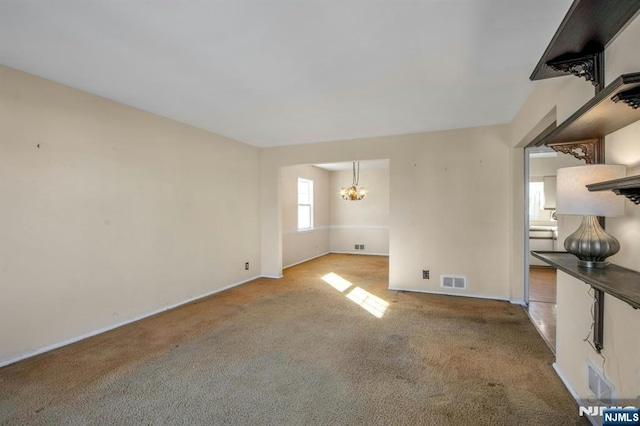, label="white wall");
[261,124,512,300]
[0,65,261,365]
[510,12,640,411]
[280,164,330,268]
[329,167,389,255]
